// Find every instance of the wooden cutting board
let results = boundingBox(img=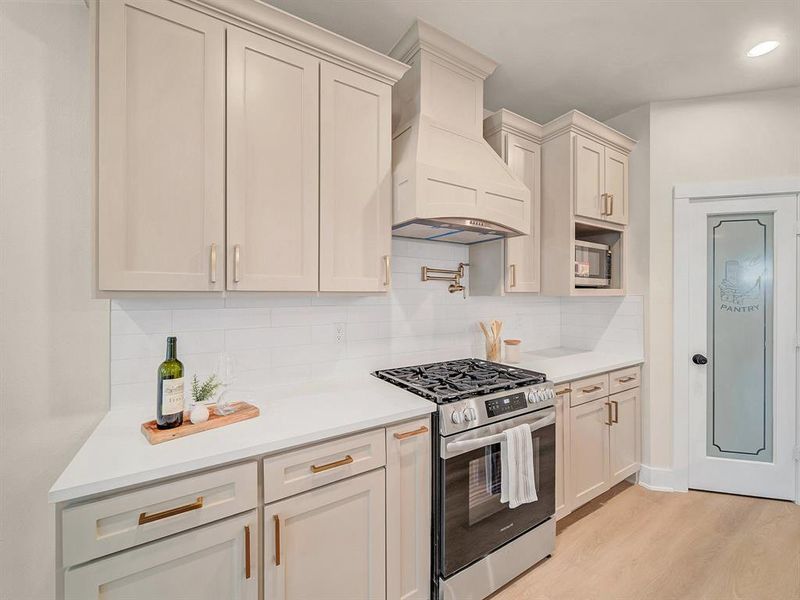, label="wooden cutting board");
[141,402,260,445]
